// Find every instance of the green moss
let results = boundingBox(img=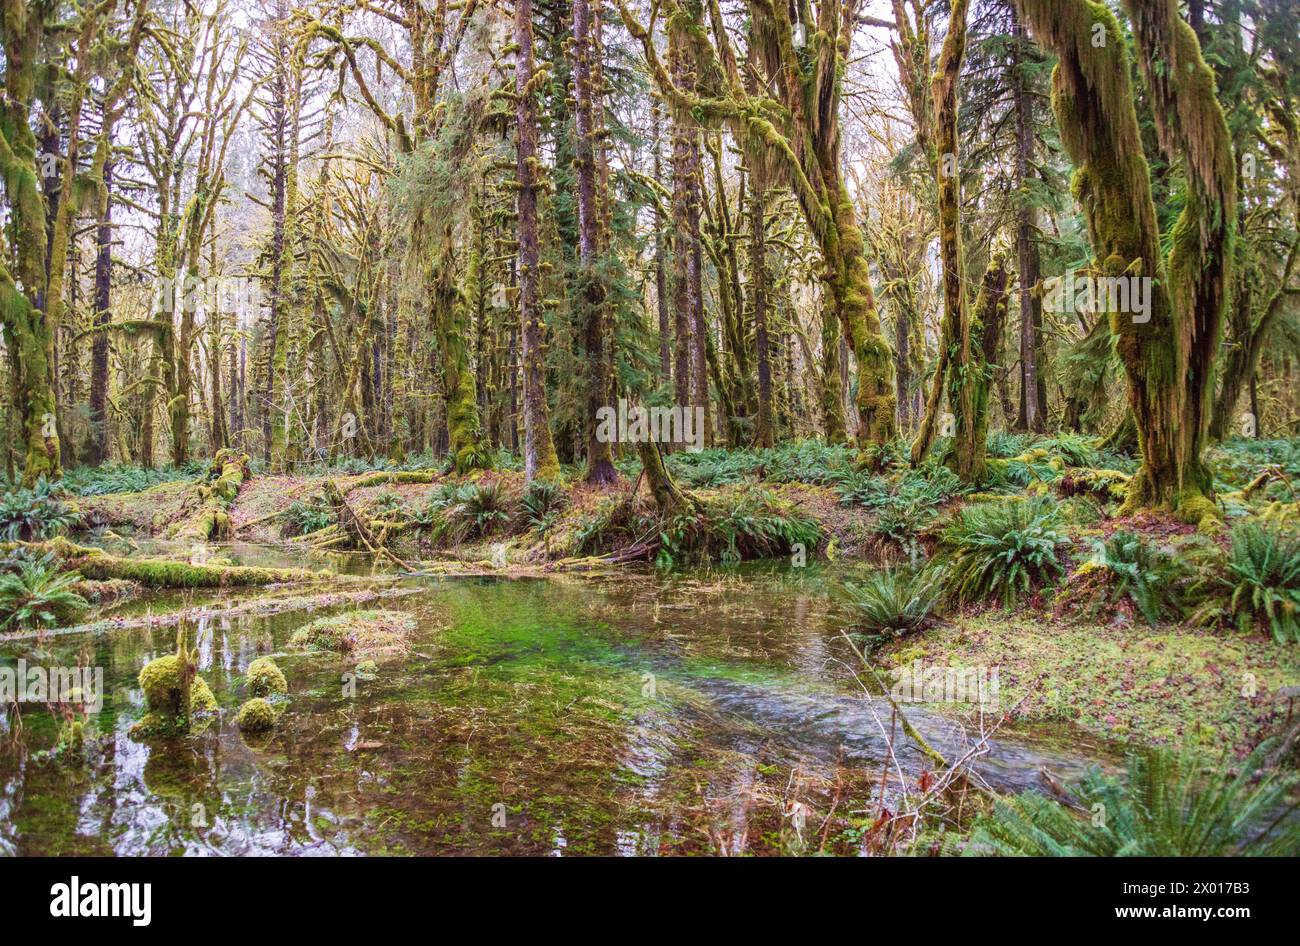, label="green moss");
[38,537,326,587]
[246,657,287,697]
[190,675,218,713]
[290,609,416,659]
[235,697,276,733]
[138,654,188,717]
